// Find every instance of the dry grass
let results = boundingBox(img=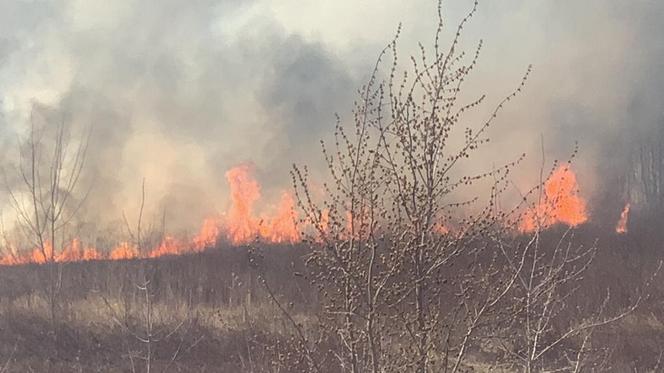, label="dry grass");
[0,292,314,372]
